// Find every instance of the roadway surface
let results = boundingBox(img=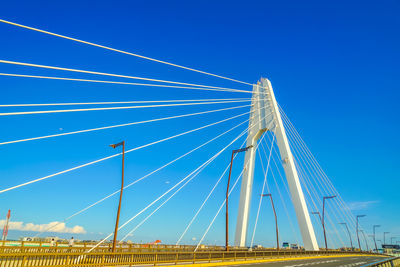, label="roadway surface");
[223,256,390,267]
